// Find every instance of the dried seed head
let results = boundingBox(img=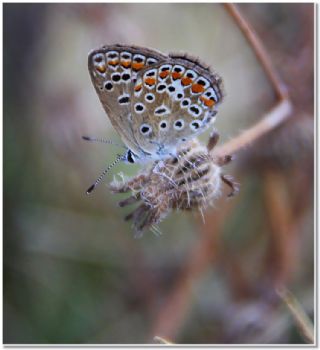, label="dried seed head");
[110,135,238,237]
